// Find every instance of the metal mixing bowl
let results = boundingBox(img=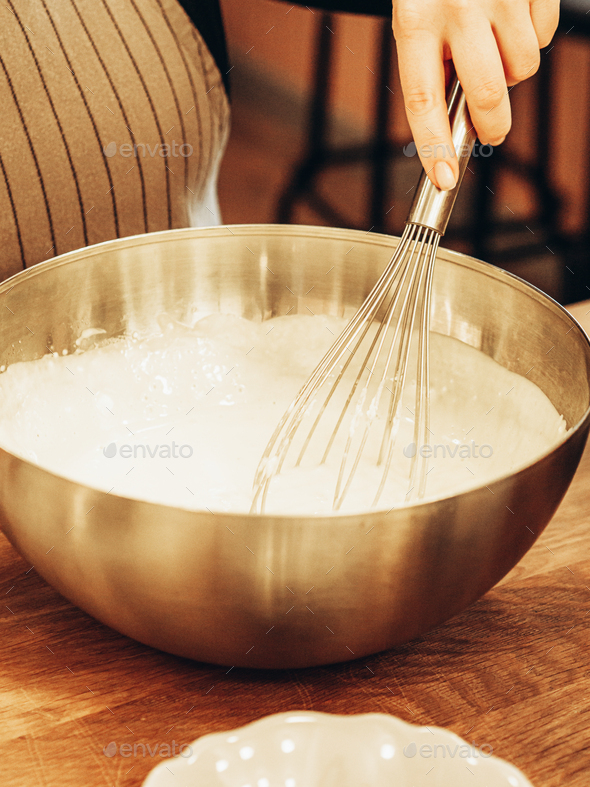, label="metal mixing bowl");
[1,225,589,669]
